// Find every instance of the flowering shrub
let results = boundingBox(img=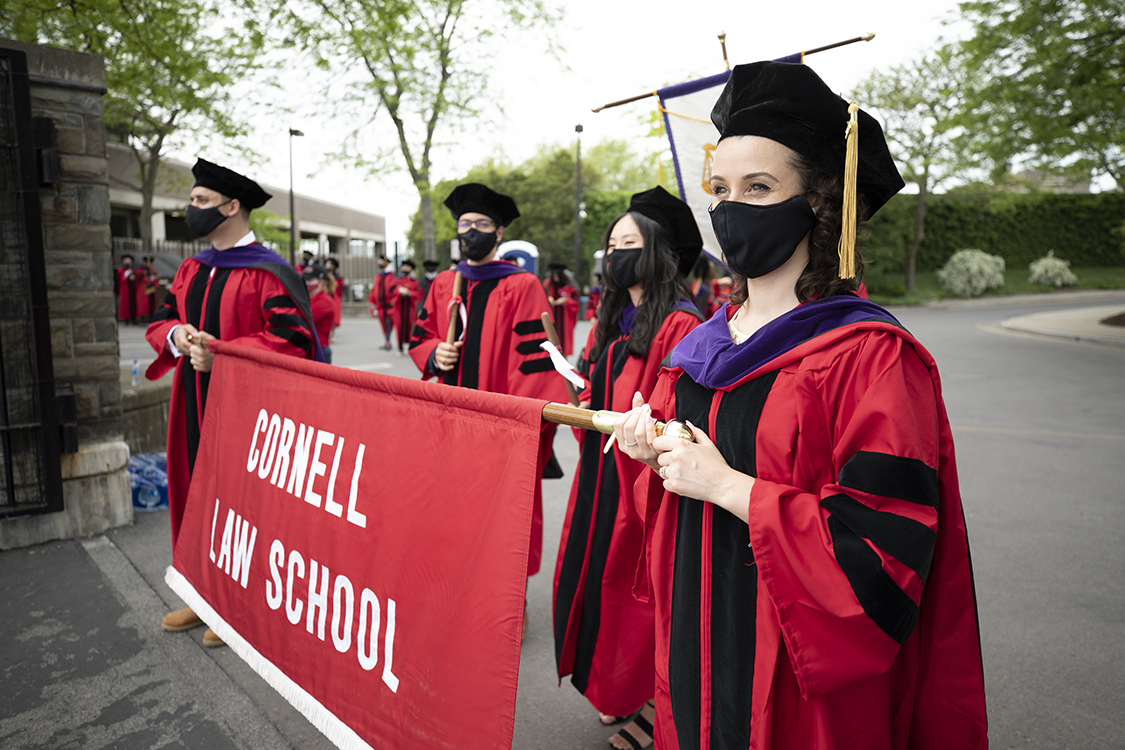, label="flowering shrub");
[936,249,1006,298]
[1028,250,1078,287]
